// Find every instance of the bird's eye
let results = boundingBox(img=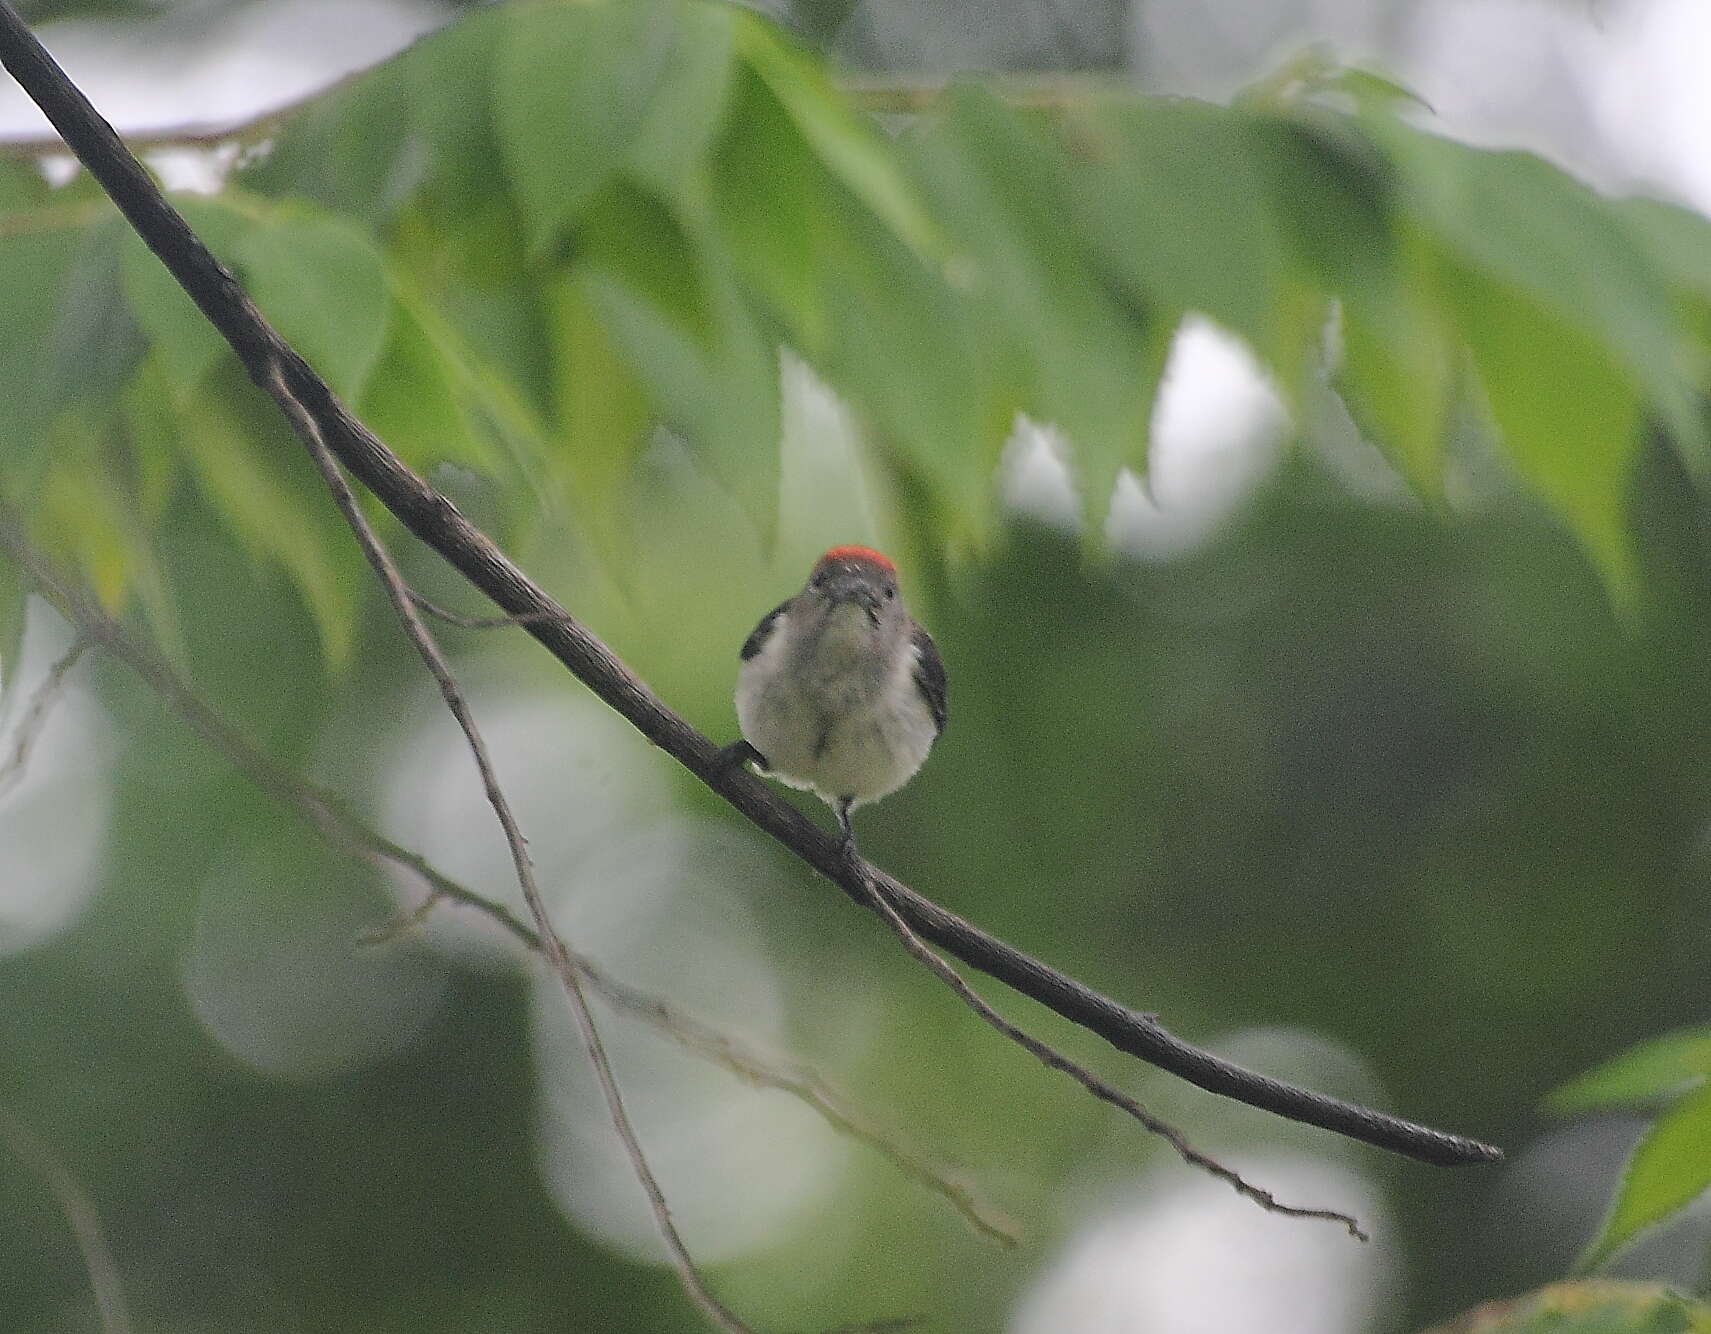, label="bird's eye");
[884,587,896,600]
[811,572,827,588]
